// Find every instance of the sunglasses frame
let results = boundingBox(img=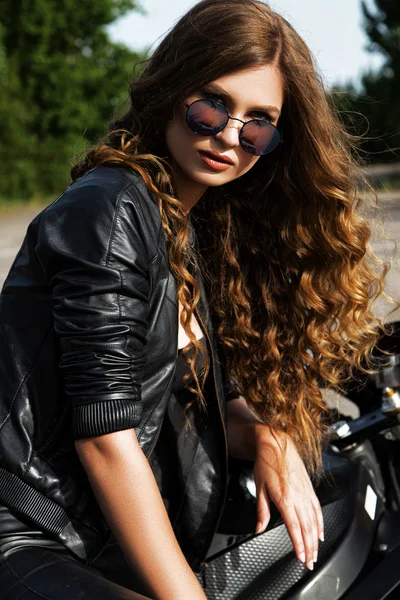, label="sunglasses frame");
[184,98,283,156]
